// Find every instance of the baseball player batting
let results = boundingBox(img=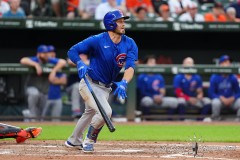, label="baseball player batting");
[65,9,138,153]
